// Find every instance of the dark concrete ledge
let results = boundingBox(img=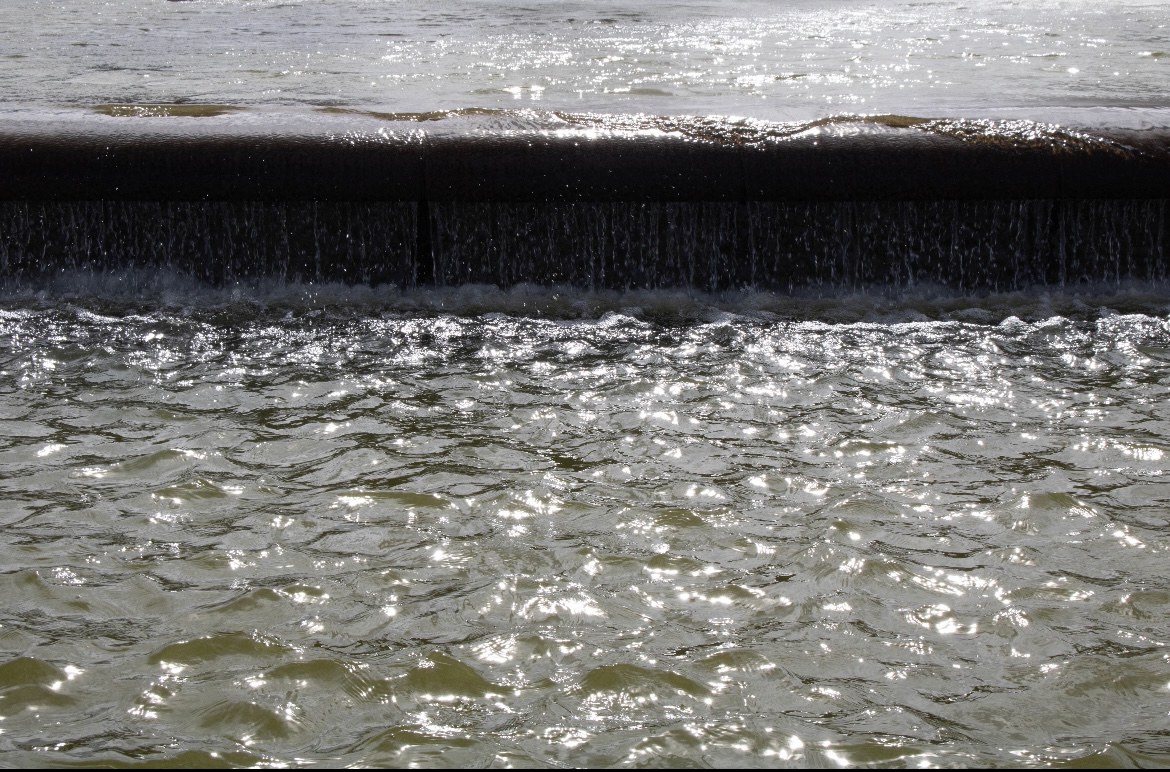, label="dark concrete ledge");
[1,128,1167,202]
